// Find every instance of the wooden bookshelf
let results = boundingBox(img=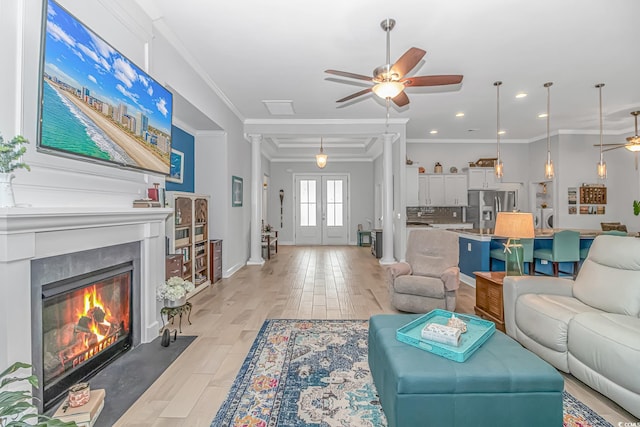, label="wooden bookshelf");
[166,192,210,289]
